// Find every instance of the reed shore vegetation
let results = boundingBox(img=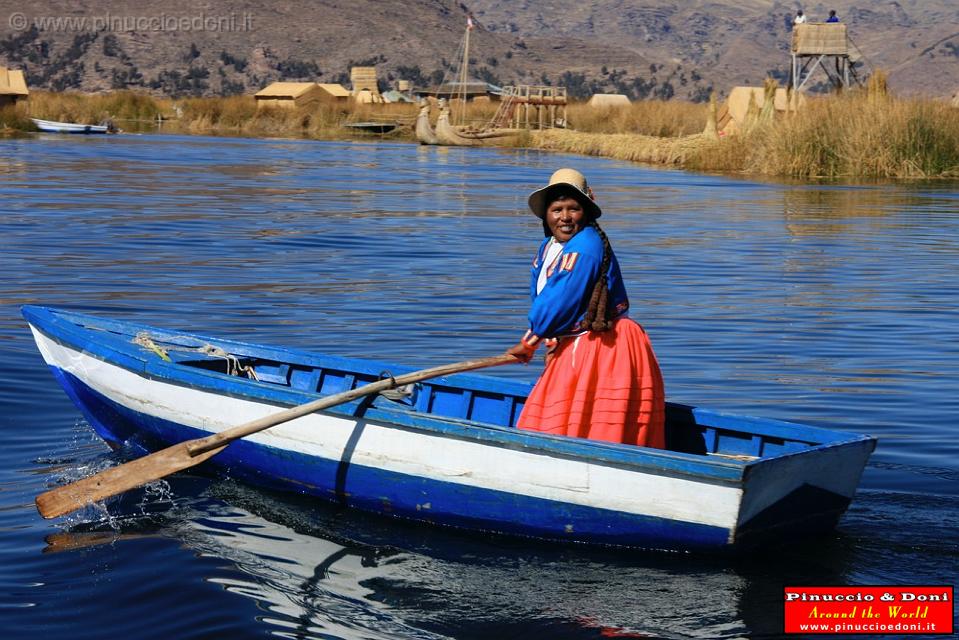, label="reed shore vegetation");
[0,105,35,133]
[6,86,958,179]
[688,90,959,178]
[16,90,163,126]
